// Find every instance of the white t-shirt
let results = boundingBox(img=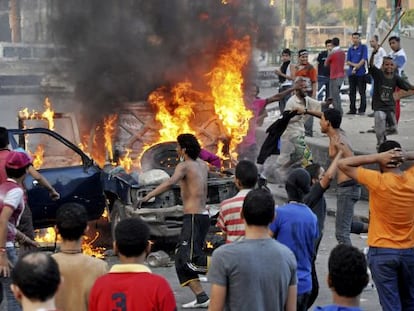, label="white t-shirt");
[373,46,387,69]
[282,95,321,138]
